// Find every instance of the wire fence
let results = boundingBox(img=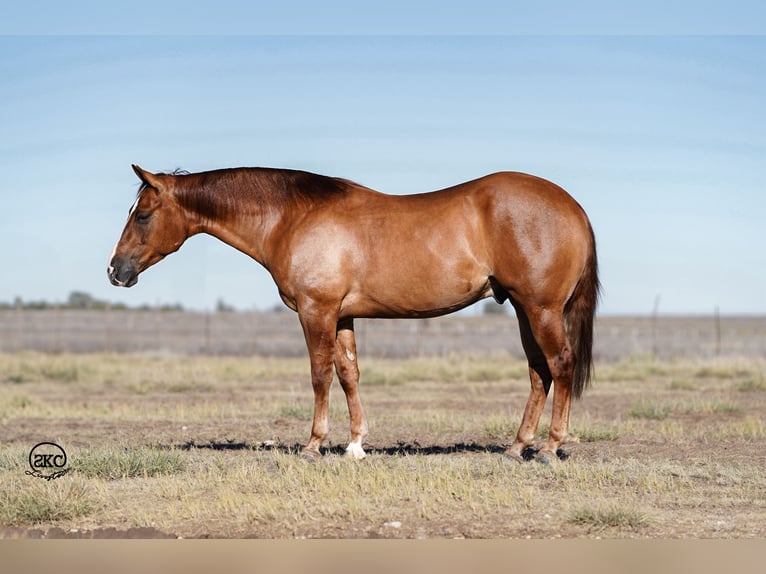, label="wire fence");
[0,309,764,360]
